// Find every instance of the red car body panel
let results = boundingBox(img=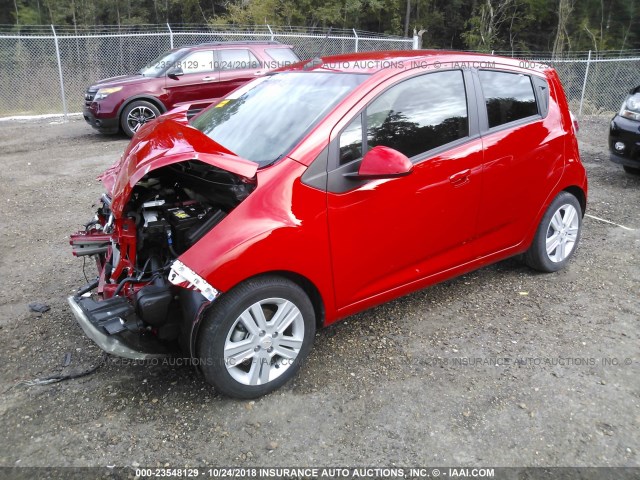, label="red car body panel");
[179,157,339,320]
[73,50,588,347]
